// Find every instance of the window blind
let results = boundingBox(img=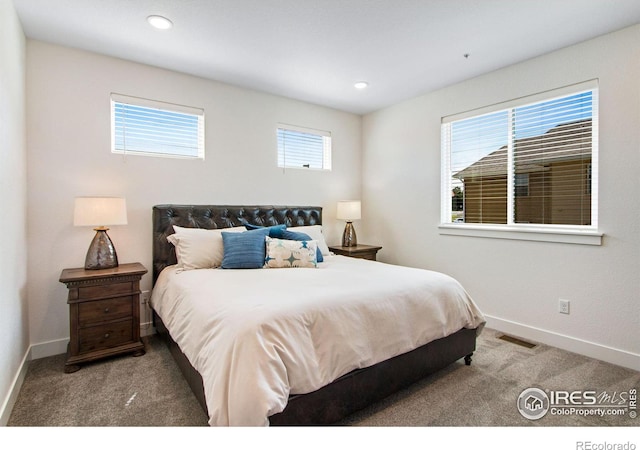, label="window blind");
[111,94,205,159]
[277,124,331,170]
[441,81,598,229]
